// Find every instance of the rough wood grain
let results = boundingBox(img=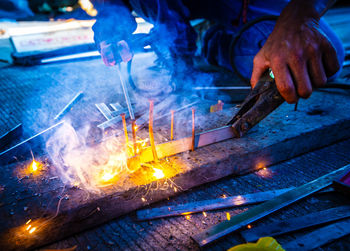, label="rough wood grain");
[1,89,350,250]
